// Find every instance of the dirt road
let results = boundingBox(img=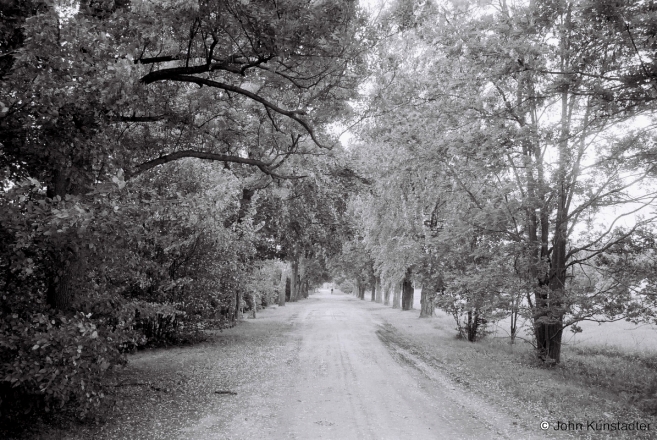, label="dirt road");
[76,290,555,440]
[266,290,543,440]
